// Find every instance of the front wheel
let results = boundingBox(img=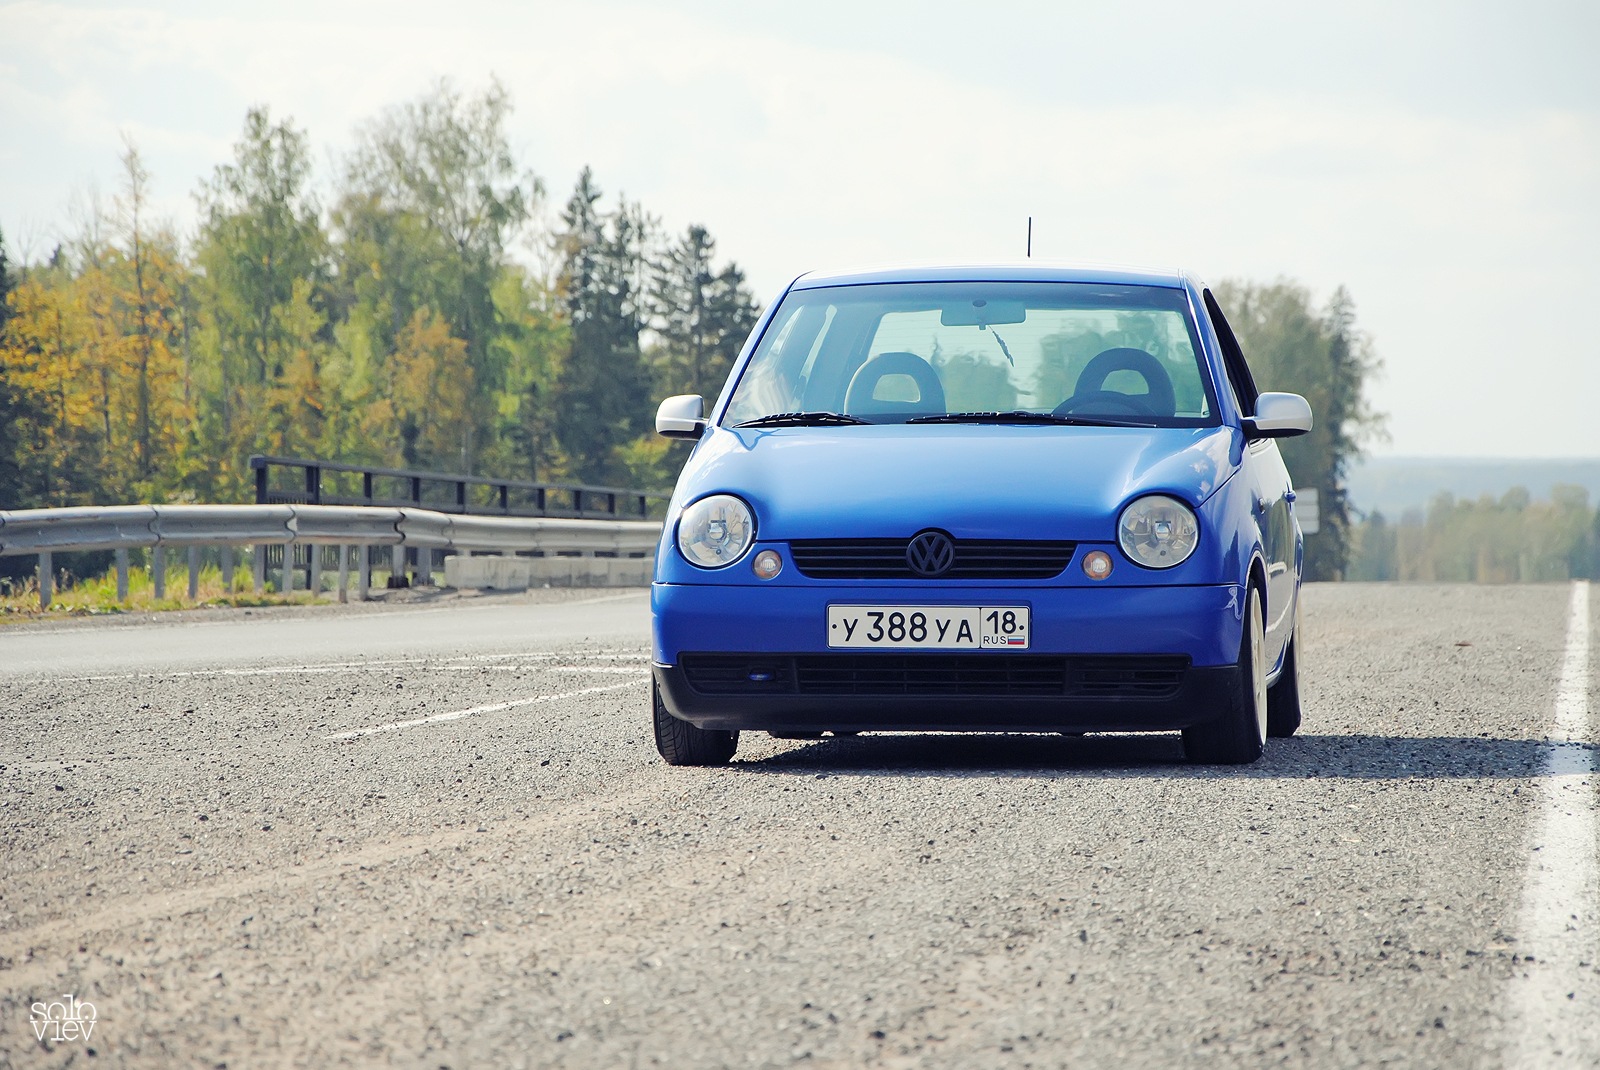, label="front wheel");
[1183,585,1267,764]
[652,678,738,766]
